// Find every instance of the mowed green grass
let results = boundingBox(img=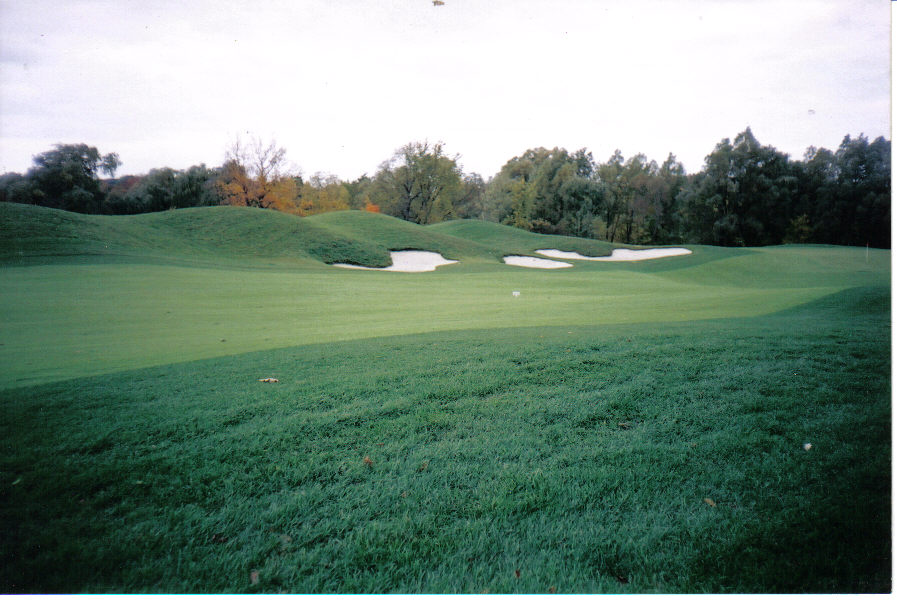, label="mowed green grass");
[0,204,887,389]
[0,205,890,593]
